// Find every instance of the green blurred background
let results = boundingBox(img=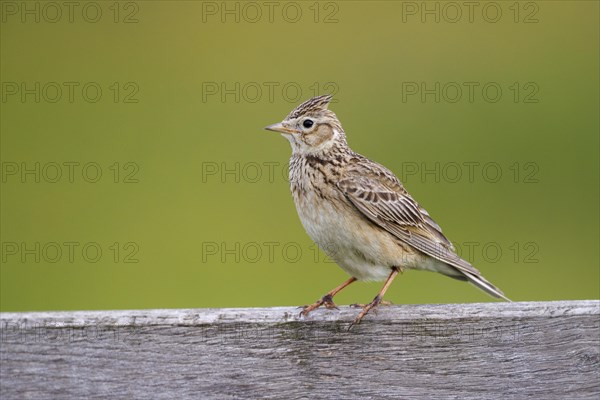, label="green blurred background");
[1,1,598,311]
